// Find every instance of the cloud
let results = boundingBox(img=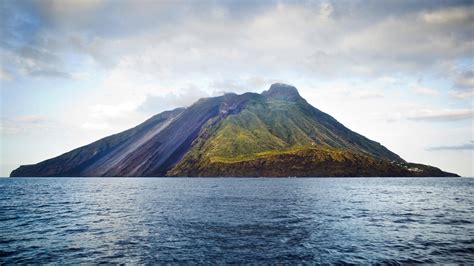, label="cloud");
[412,86,440,96]
[449,90,474,99]
[29,69,71,78]
[437,62,474,99]
[0,115,54,135]
[139,87,210,115]
[80,101,142,131]
[453,70,474,90]
[427,141,474,151]
[0,41,73,80]
[210,77,281,94]
[0,0,107,80]
[37,0,105,23]
[355,91,384,99]
[0,68,13,81]
[407,109,474,122]
[3,0,472,82]
[422,6,474,25]
[339,6,473,74]
[451,70,474,99]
